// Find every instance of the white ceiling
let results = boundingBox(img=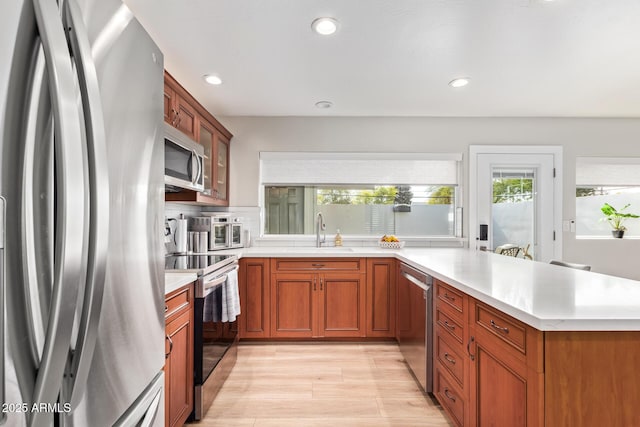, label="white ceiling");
[124,0,640,117]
